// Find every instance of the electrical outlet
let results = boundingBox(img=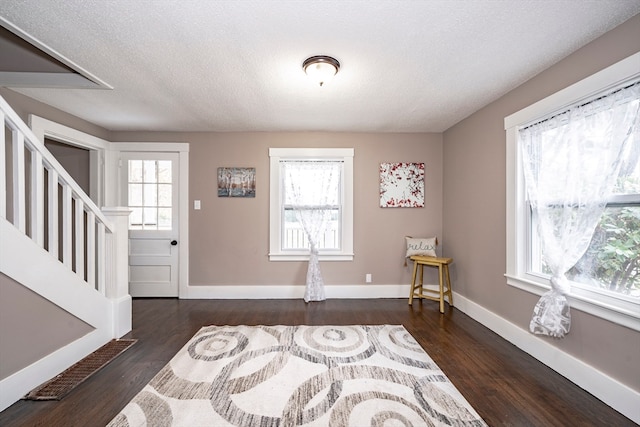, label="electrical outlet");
[365,273,372,283]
